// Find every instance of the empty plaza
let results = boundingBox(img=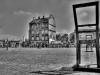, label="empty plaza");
[0,47,99,75]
